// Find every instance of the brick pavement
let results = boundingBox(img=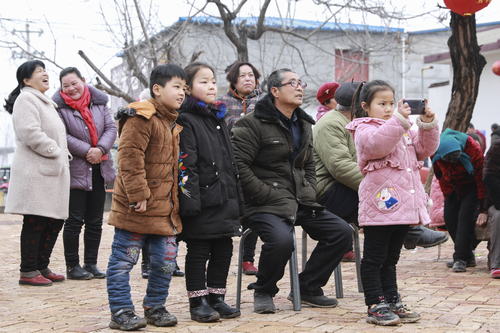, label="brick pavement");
[1,212,499,332]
